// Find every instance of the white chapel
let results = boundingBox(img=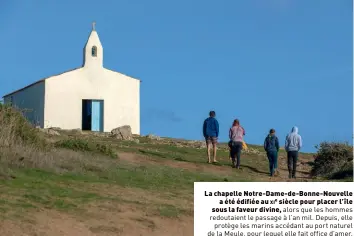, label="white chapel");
[2,23,140,134]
